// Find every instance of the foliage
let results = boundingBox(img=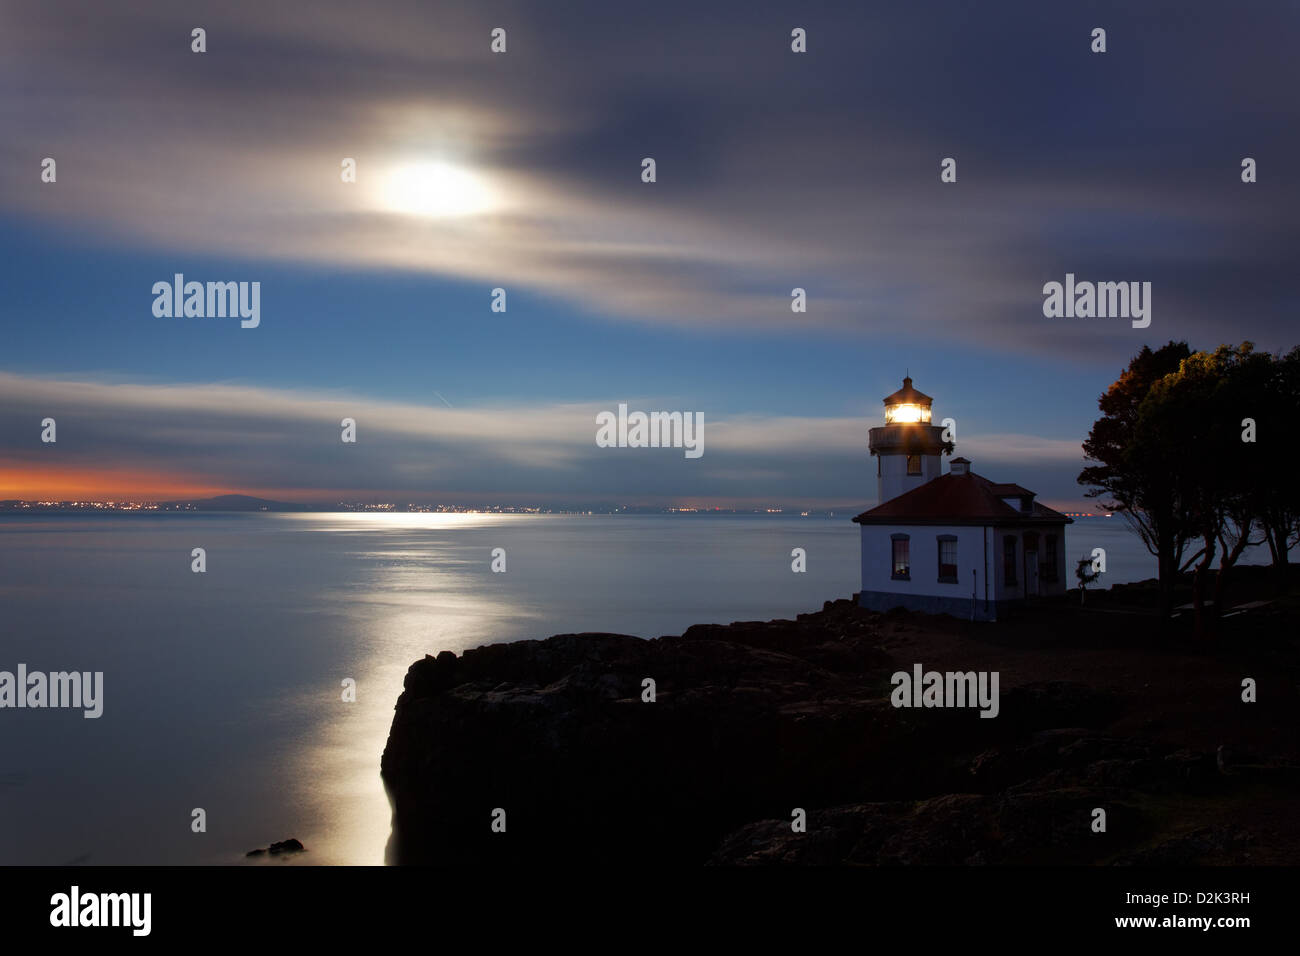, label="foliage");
[1080,341,1298,636]
[1078,342,1193,615]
